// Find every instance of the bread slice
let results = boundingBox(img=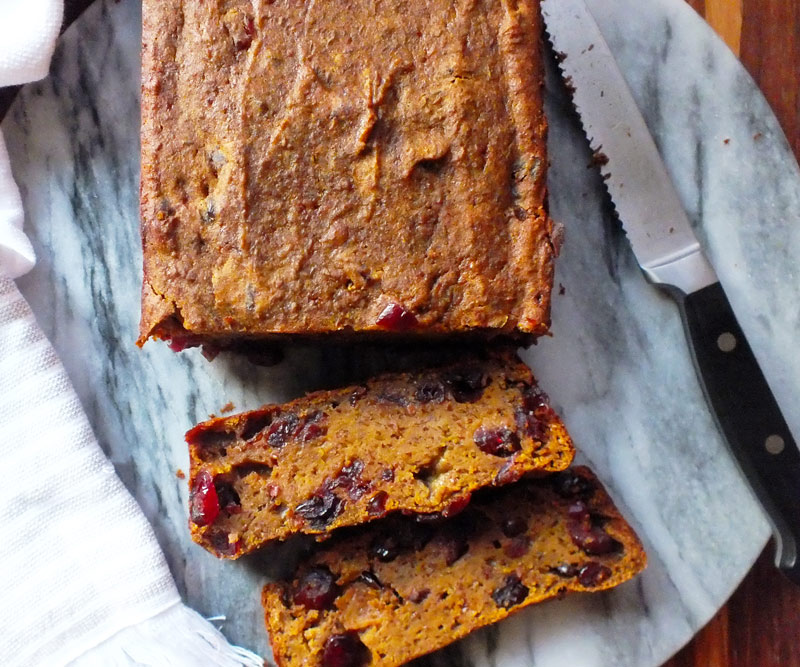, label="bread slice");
[187,351,573,558]
[262,466,646,666]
